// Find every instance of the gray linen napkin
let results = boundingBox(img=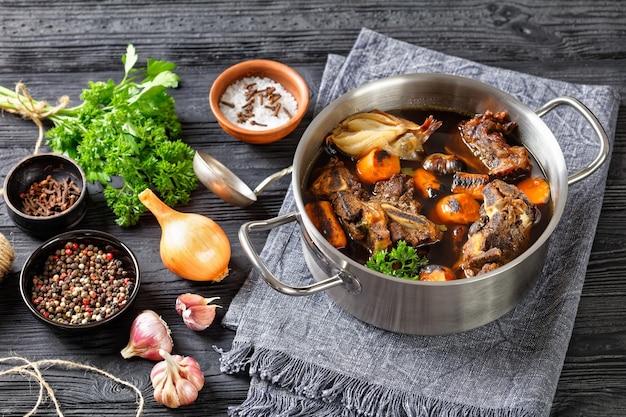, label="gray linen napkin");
[219,28,620,417]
